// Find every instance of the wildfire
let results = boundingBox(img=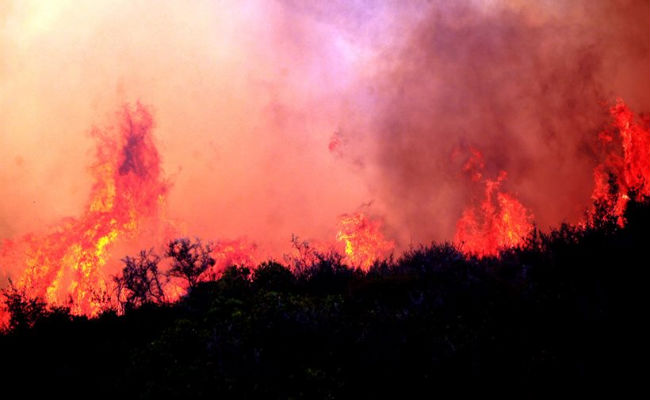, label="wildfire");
[453,99,650,258]
[590,98,650,225]
[206,239,258,280]
[336,212,394,270]
[1,98,648,326]
[454,157,534,258]
[1,103,168,316]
